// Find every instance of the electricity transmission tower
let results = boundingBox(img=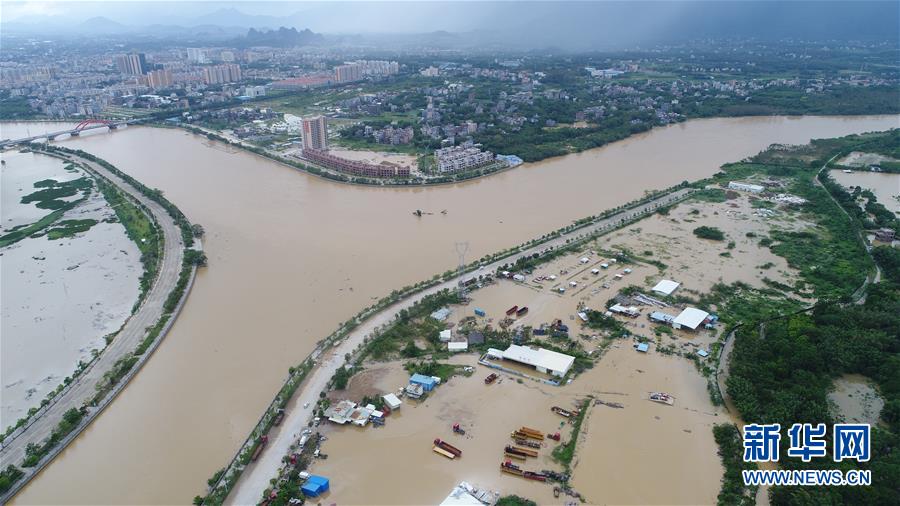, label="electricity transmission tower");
[455,241,469,299]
